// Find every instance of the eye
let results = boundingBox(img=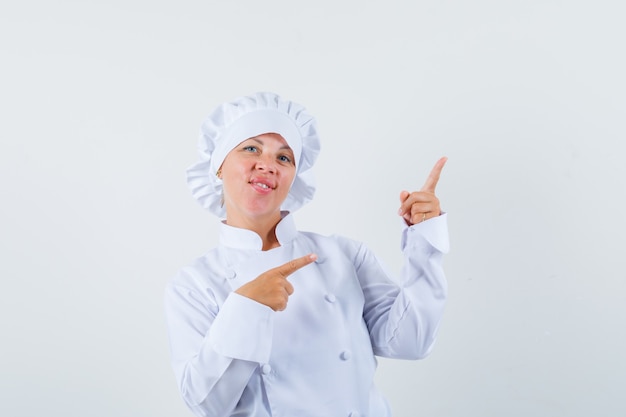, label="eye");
[278,154,294,164]
[242,145,258,152]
